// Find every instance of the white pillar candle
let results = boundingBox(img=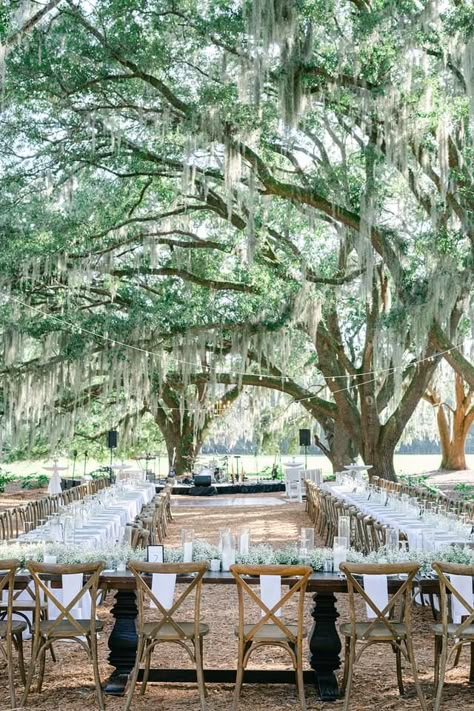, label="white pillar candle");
[333,547,346,572]
[210,559,221,572]
[44,555,57,564]
[221,548,236,572]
